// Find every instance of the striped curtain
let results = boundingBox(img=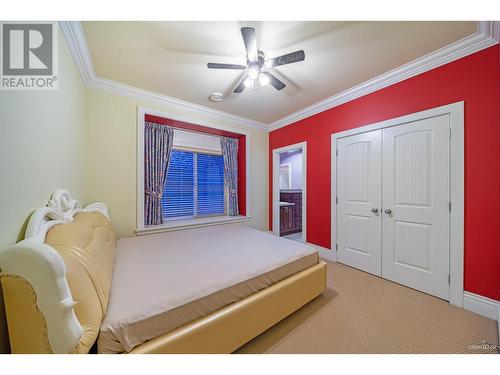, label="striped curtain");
[221,137,239,216]
[144,122,174,225]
